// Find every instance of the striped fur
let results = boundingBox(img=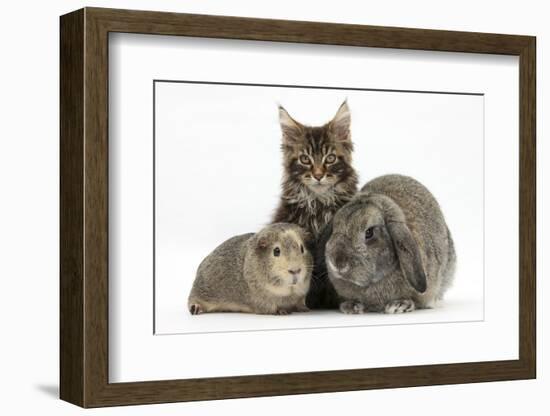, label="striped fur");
[272,101,358,238]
